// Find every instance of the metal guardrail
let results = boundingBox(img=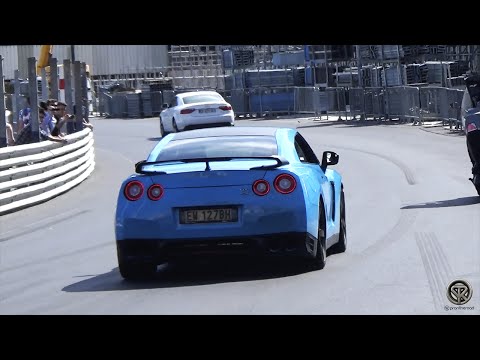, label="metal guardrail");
[0,128,95,215]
